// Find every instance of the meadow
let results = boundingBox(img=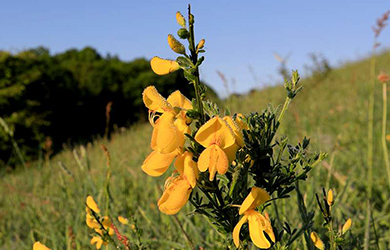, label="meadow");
[1,48,390,249]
